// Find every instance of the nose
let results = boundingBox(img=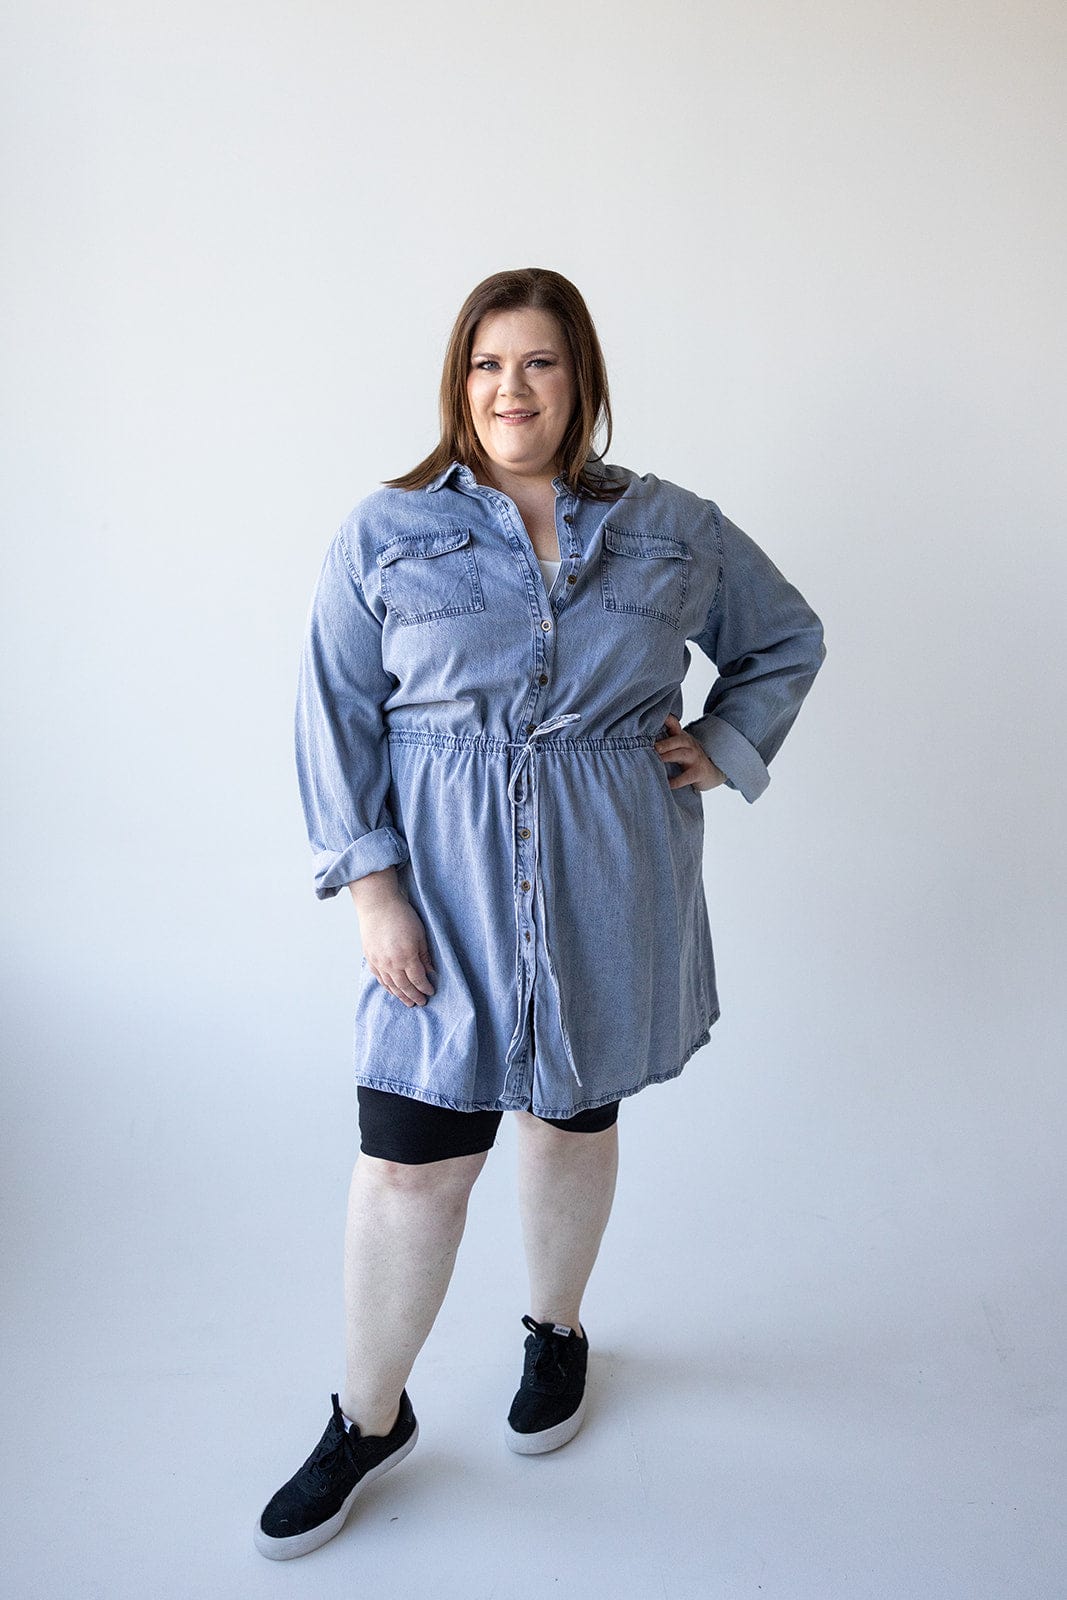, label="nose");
[499,362,531,400]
